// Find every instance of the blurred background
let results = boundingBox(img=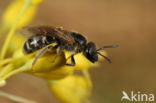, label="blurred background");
[0,0,156,103]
